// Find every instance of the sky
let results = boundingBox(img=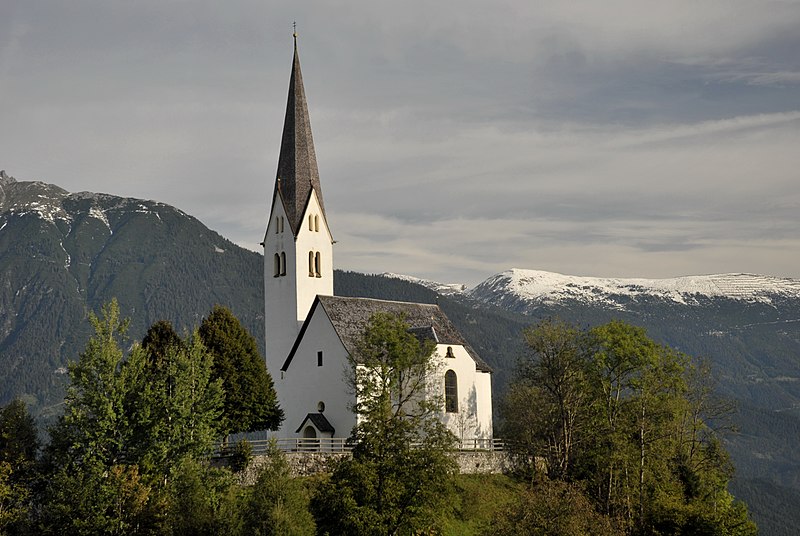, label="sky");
[2,1,799,287]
